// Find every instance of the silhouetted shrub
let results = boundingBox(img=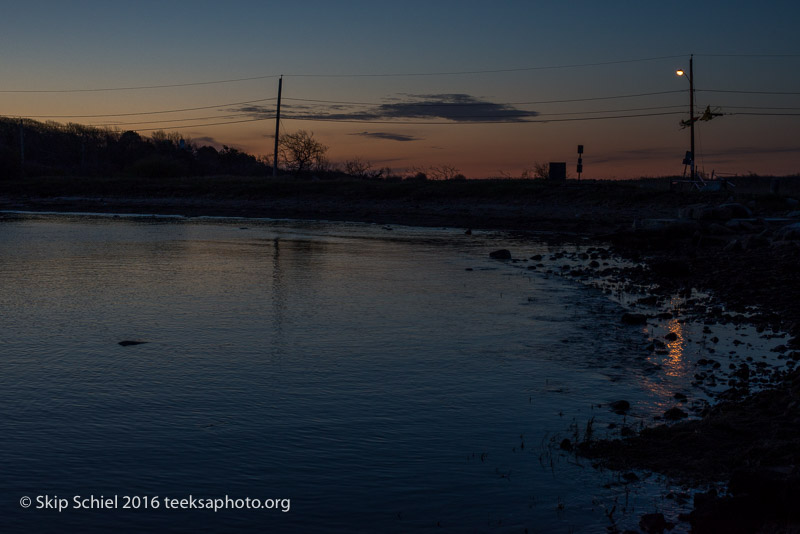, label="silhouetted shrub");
[127,155,188,178]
